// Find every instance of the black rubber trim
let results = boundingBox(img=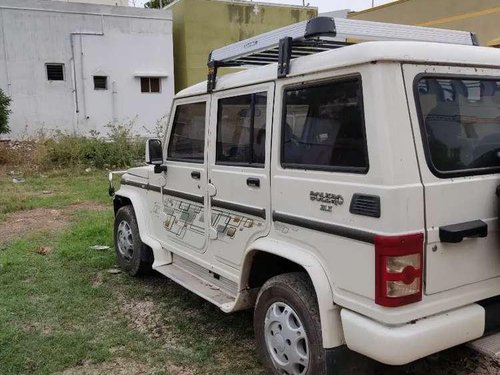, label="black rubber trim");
[471,32,480,46]
[304,17,337,39]
[212,199,266,219]
[477,296,500,334]
[121,179,204,204]
[121,178,148,190]
[165,188,204,204]
[272,211,375,244]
